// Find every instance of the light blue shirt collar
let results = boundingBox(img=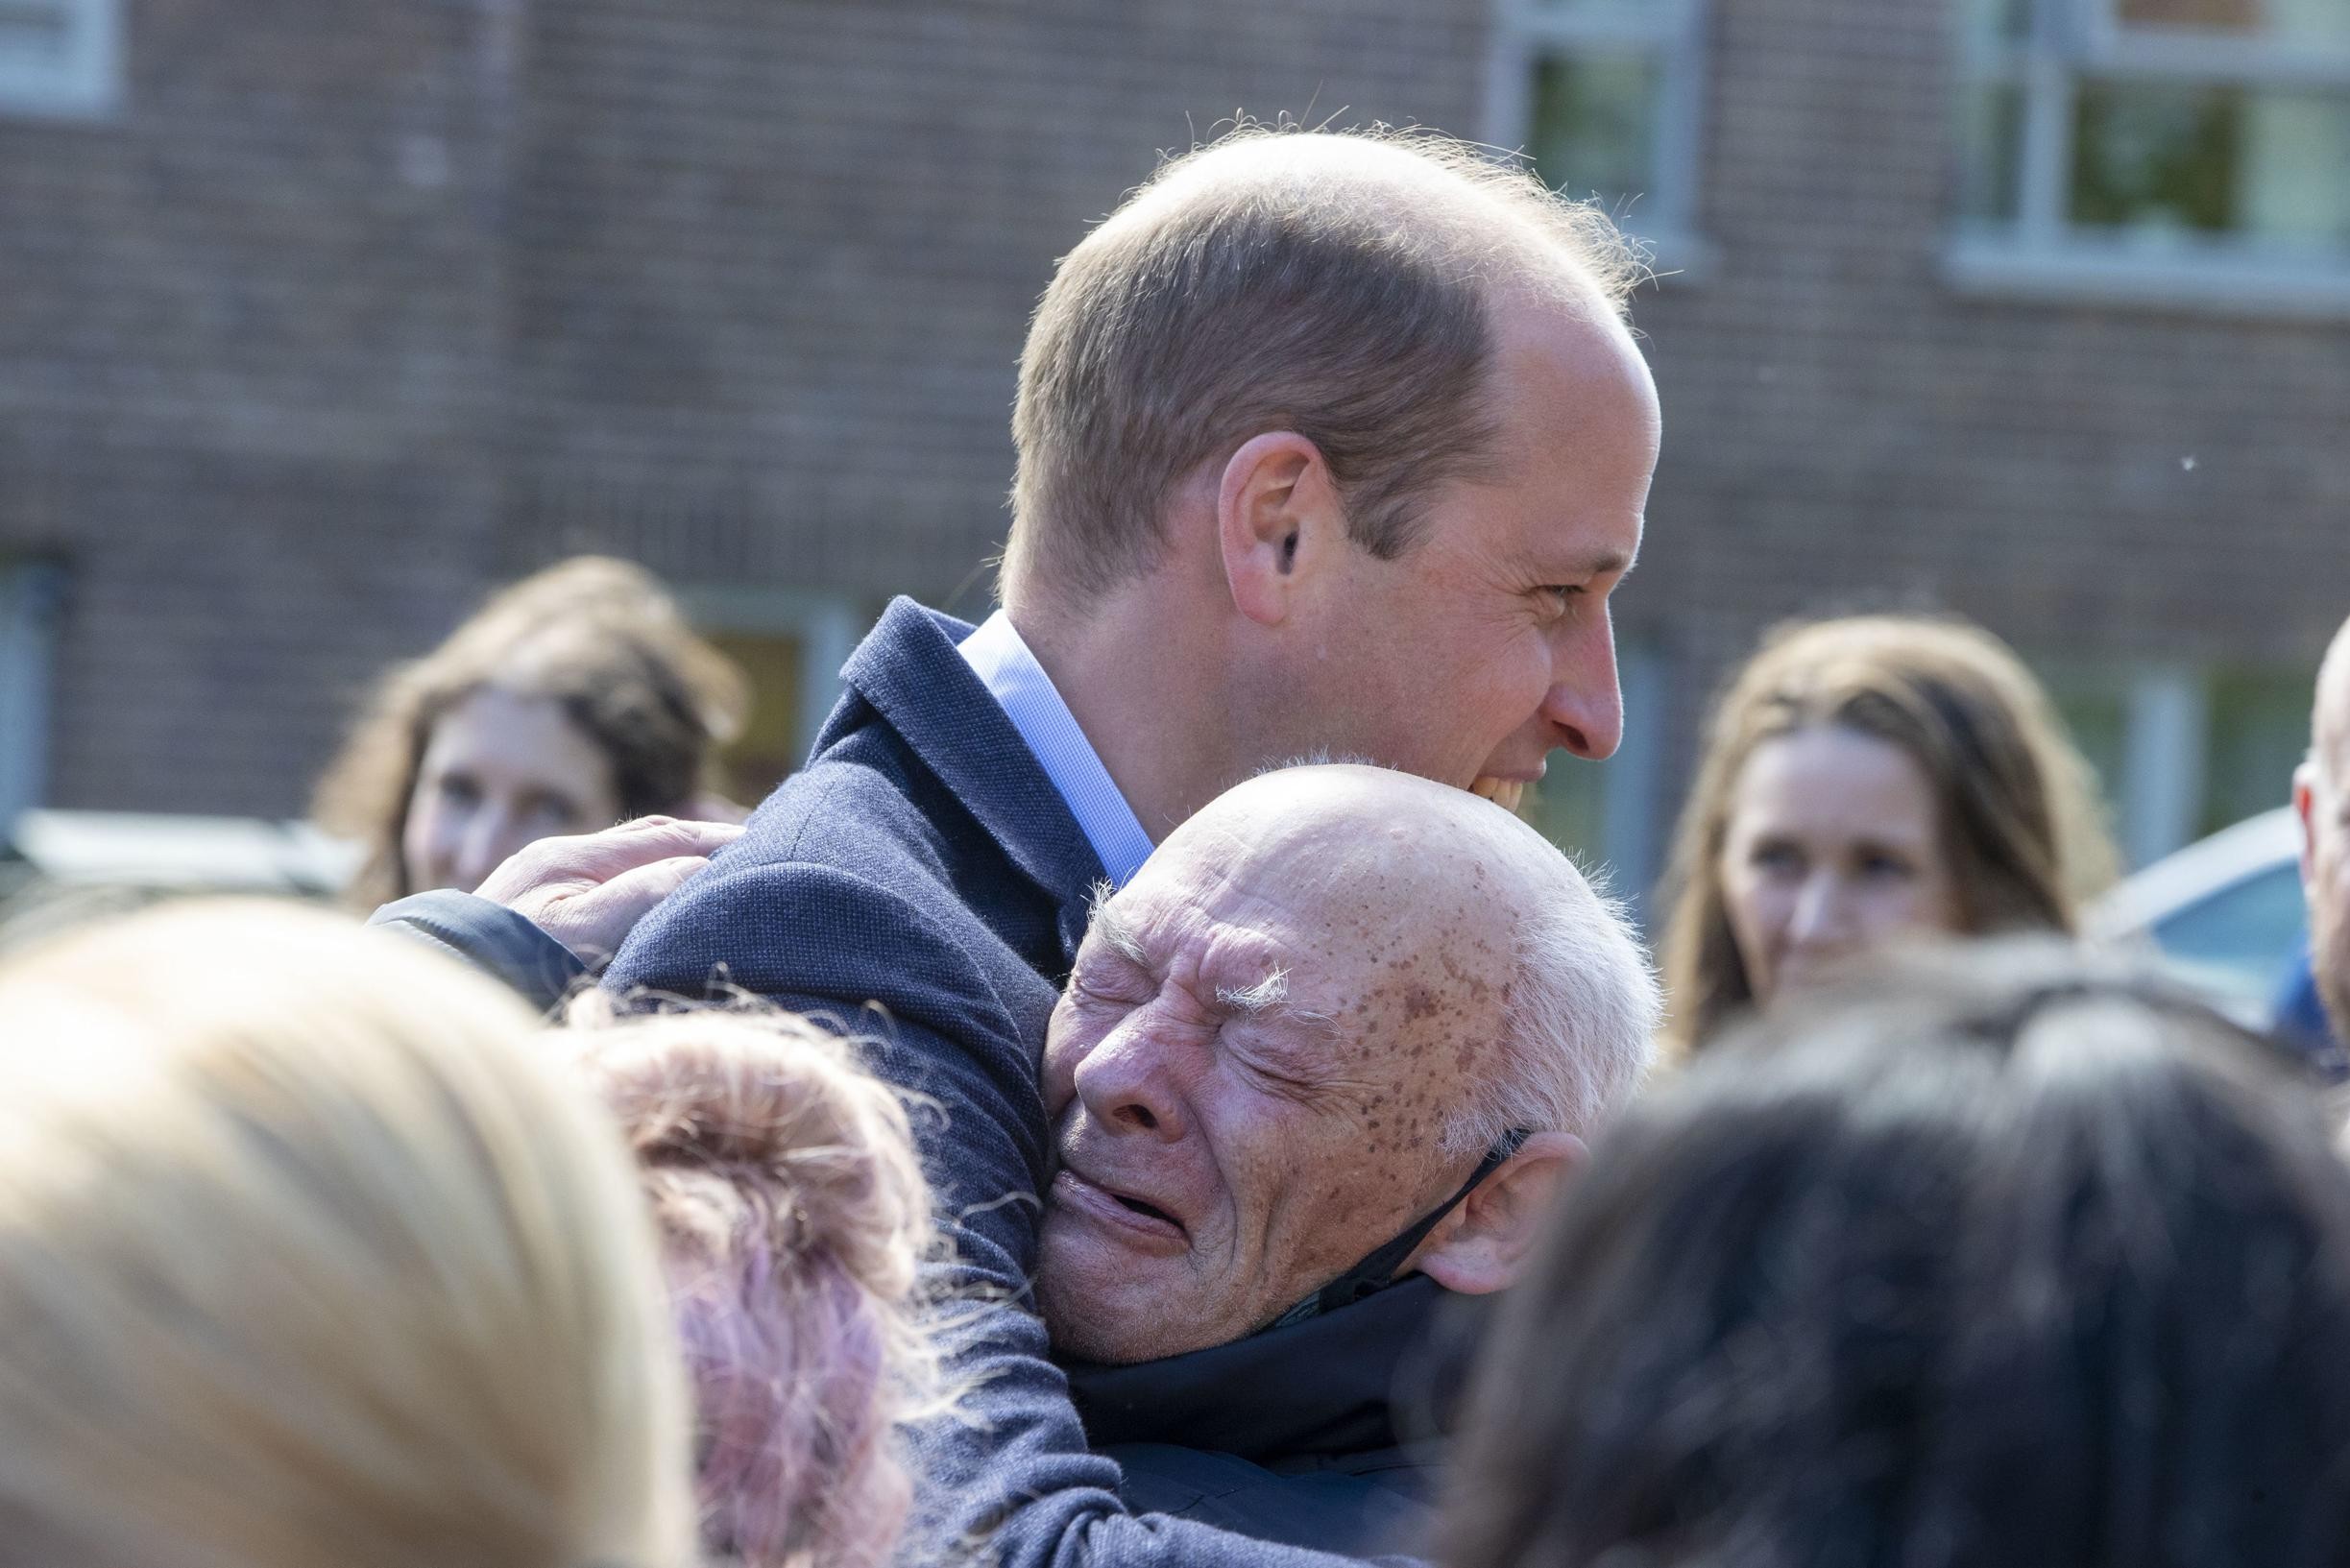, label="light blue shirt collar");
[958,611,1155,888]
